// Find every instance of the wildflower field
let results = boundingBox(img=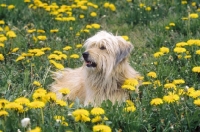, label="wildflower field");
[0,0,200,131]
